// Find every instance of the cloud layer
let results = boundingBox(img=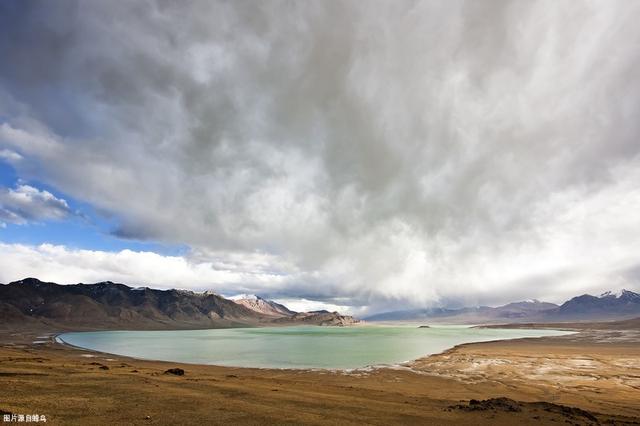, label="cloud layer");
[1,1,640,311]
[0,242,355,313]
[0,184,72,225]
